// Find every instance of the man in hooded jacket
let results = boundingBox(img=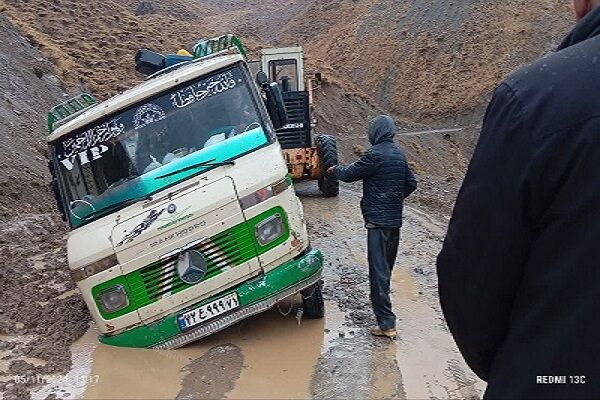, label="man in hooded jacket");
[329,115,417,337]
[437,1,600,398]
